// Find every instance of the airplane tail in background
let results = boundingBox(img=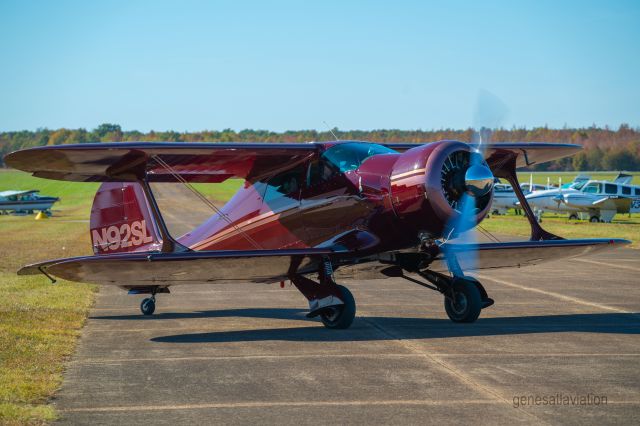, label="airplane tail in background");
[90,182,163,255]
